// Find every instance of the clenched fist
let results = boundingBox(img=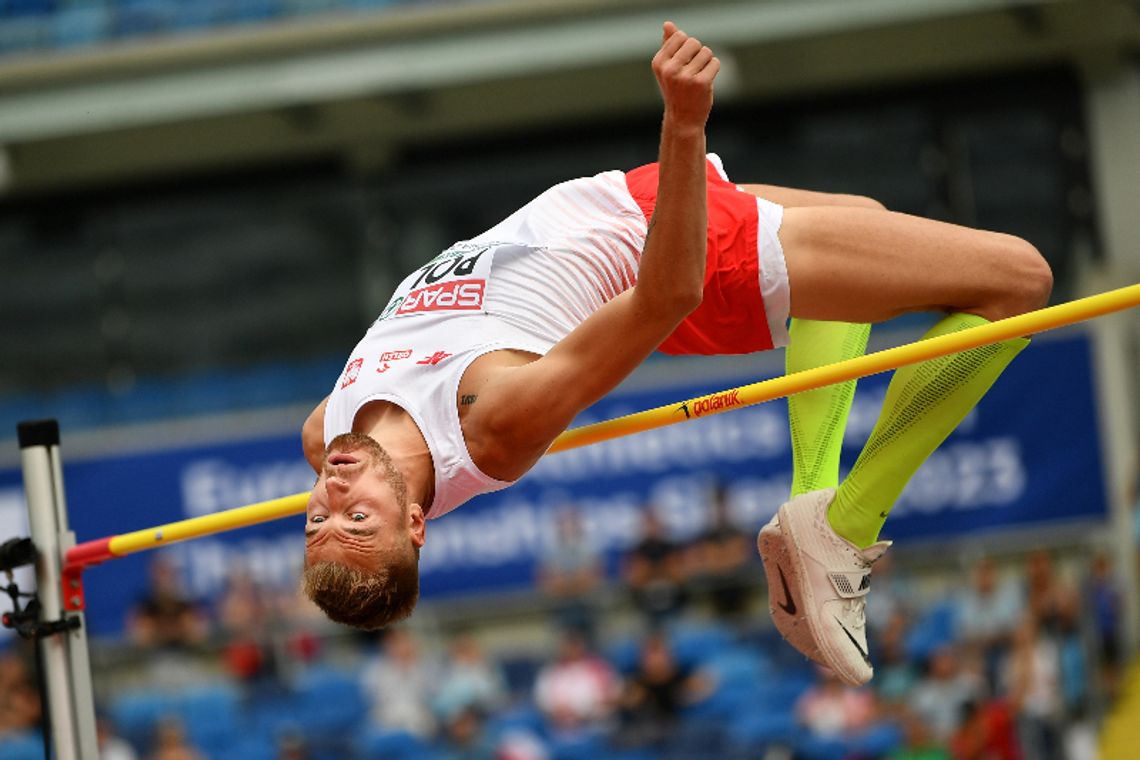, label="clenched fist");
[652,21,720,129]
